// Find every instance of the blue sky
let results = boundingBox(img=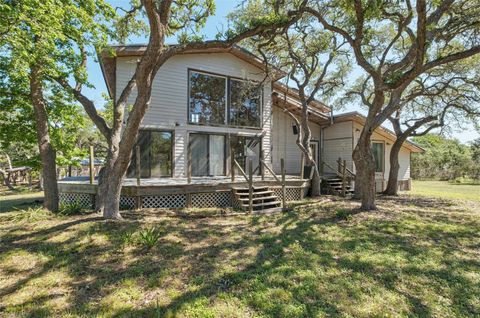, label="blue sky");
[85,0,479,143]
